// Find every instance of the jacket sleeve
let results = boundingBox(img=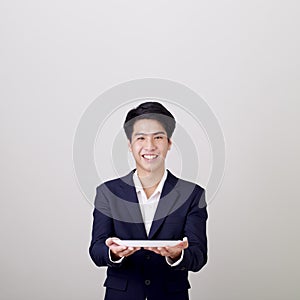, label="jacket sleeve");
[171,187,208,272]
[88,184,124,268]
